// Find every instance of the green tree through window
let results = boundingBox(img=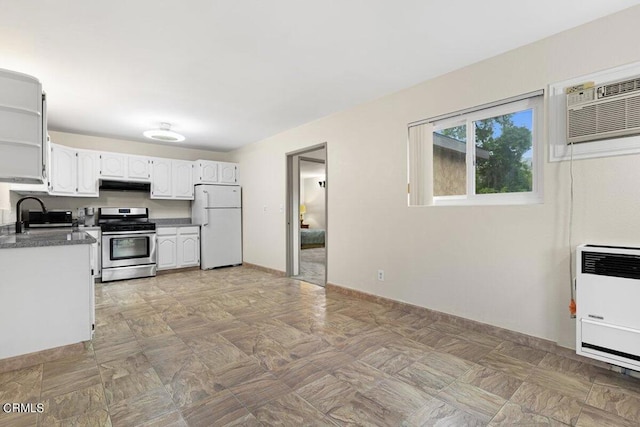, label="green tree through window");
[474,113,532,194]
